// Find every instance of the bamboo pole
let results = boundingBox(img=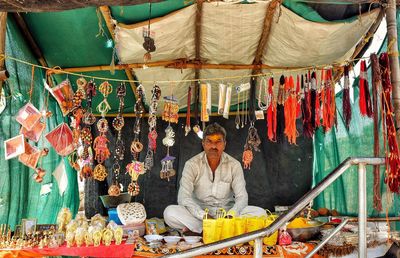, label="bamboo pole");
[47,60,309,74]
[0,12,7,96]
[385,0,400,142]
[99,5,139,100]
[251,0,282,75]
[193,0,204,126]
